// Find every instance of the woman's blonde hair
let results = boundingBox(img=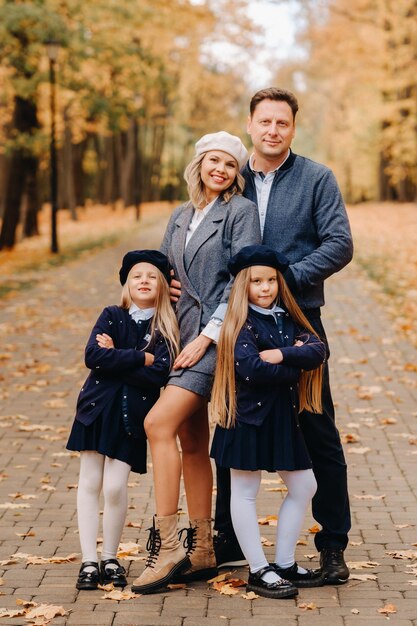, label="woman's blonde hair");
[184,152,245,210]
[210,268,323,429]
[121,267,180,364]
